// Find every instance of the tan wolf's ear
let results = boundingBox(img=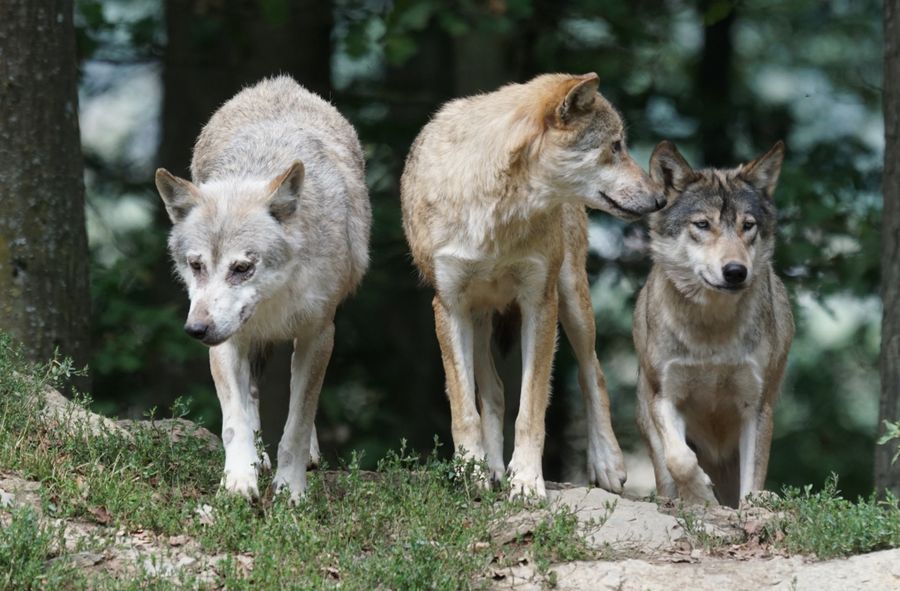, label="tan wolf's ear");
[556,73,599,124]
[267,161,305,222]
[155,168,200,224]
[740,141,785,199]
[649,141,695,198]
